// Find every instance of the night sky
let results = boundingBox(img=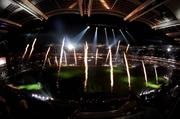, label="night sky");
[1,14,175,54]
